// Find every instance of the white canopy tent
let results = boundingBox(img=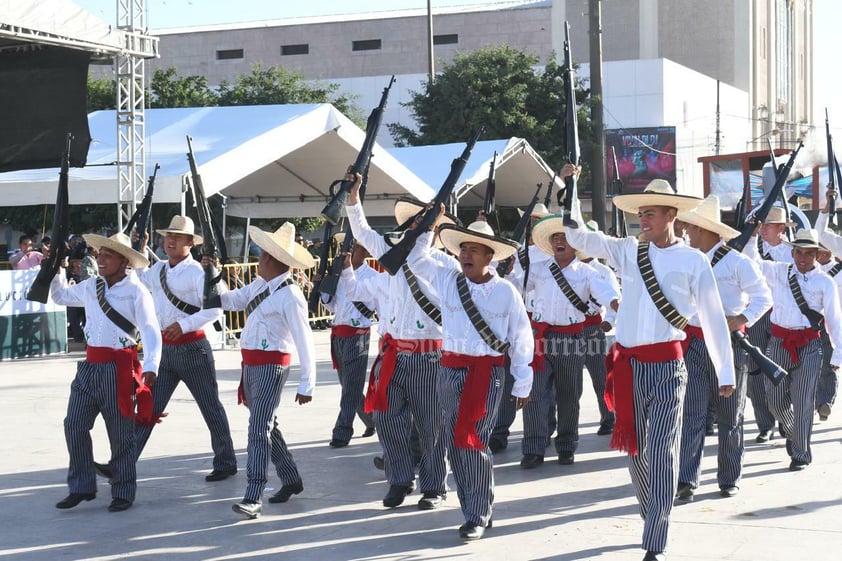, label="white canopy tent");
[0,104,435,218]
